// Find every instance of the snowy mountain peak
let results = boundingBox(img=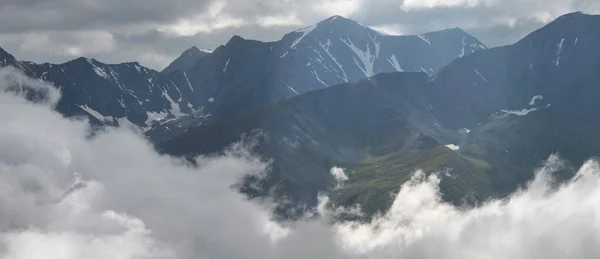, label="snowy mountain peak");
[274,16,488,98]
[323,15,344,22]
[281,15,376,52]
[314,15,373,34]
[318,15,361,26]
